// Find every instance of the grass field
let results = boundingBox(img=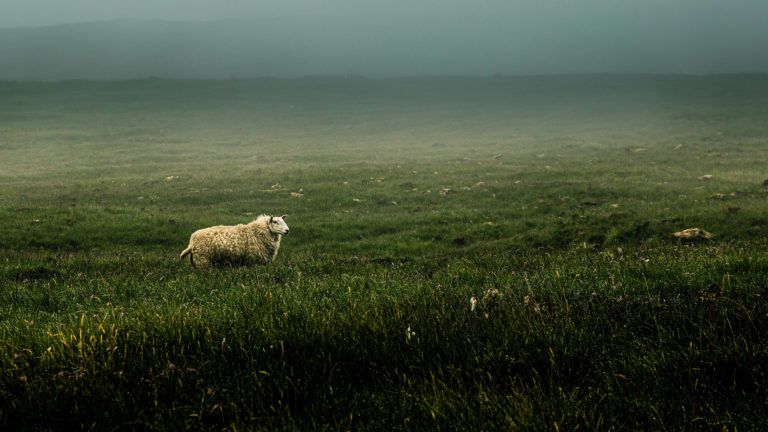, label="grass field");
[1,75,768,430]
